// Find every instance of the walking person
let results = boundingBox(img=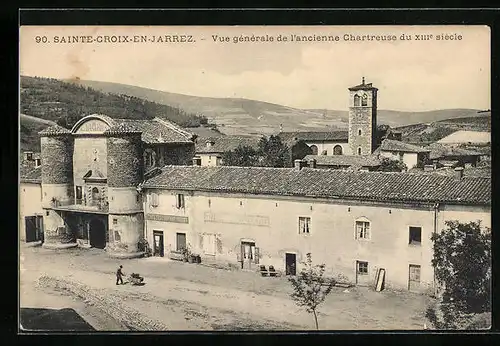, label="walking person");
[116,265,124,285]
